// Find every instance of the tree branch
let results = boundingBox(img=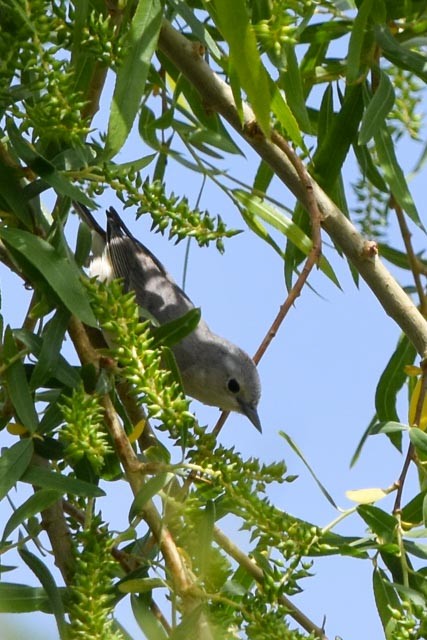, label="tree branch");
[157,20,427,358]
[68,316,200,610]
[214,526,328,640]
